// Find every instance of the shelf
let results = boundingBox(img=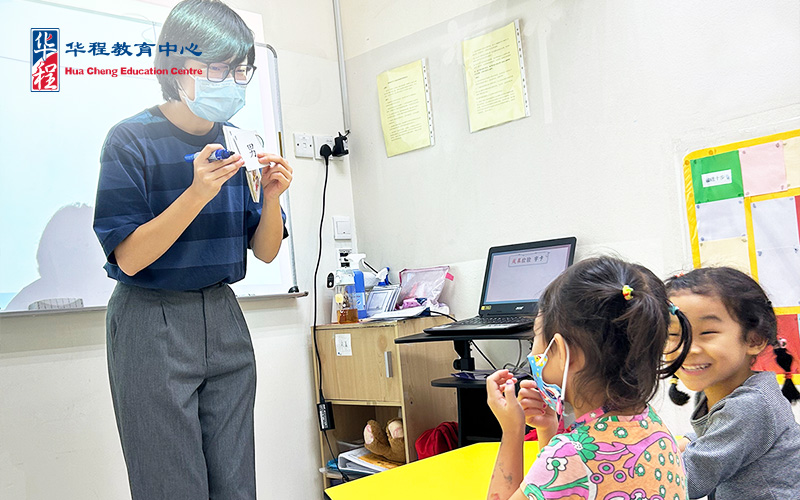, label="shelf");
[313,317,458,492]
[394,330,534,343]
[431,377,487,389]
